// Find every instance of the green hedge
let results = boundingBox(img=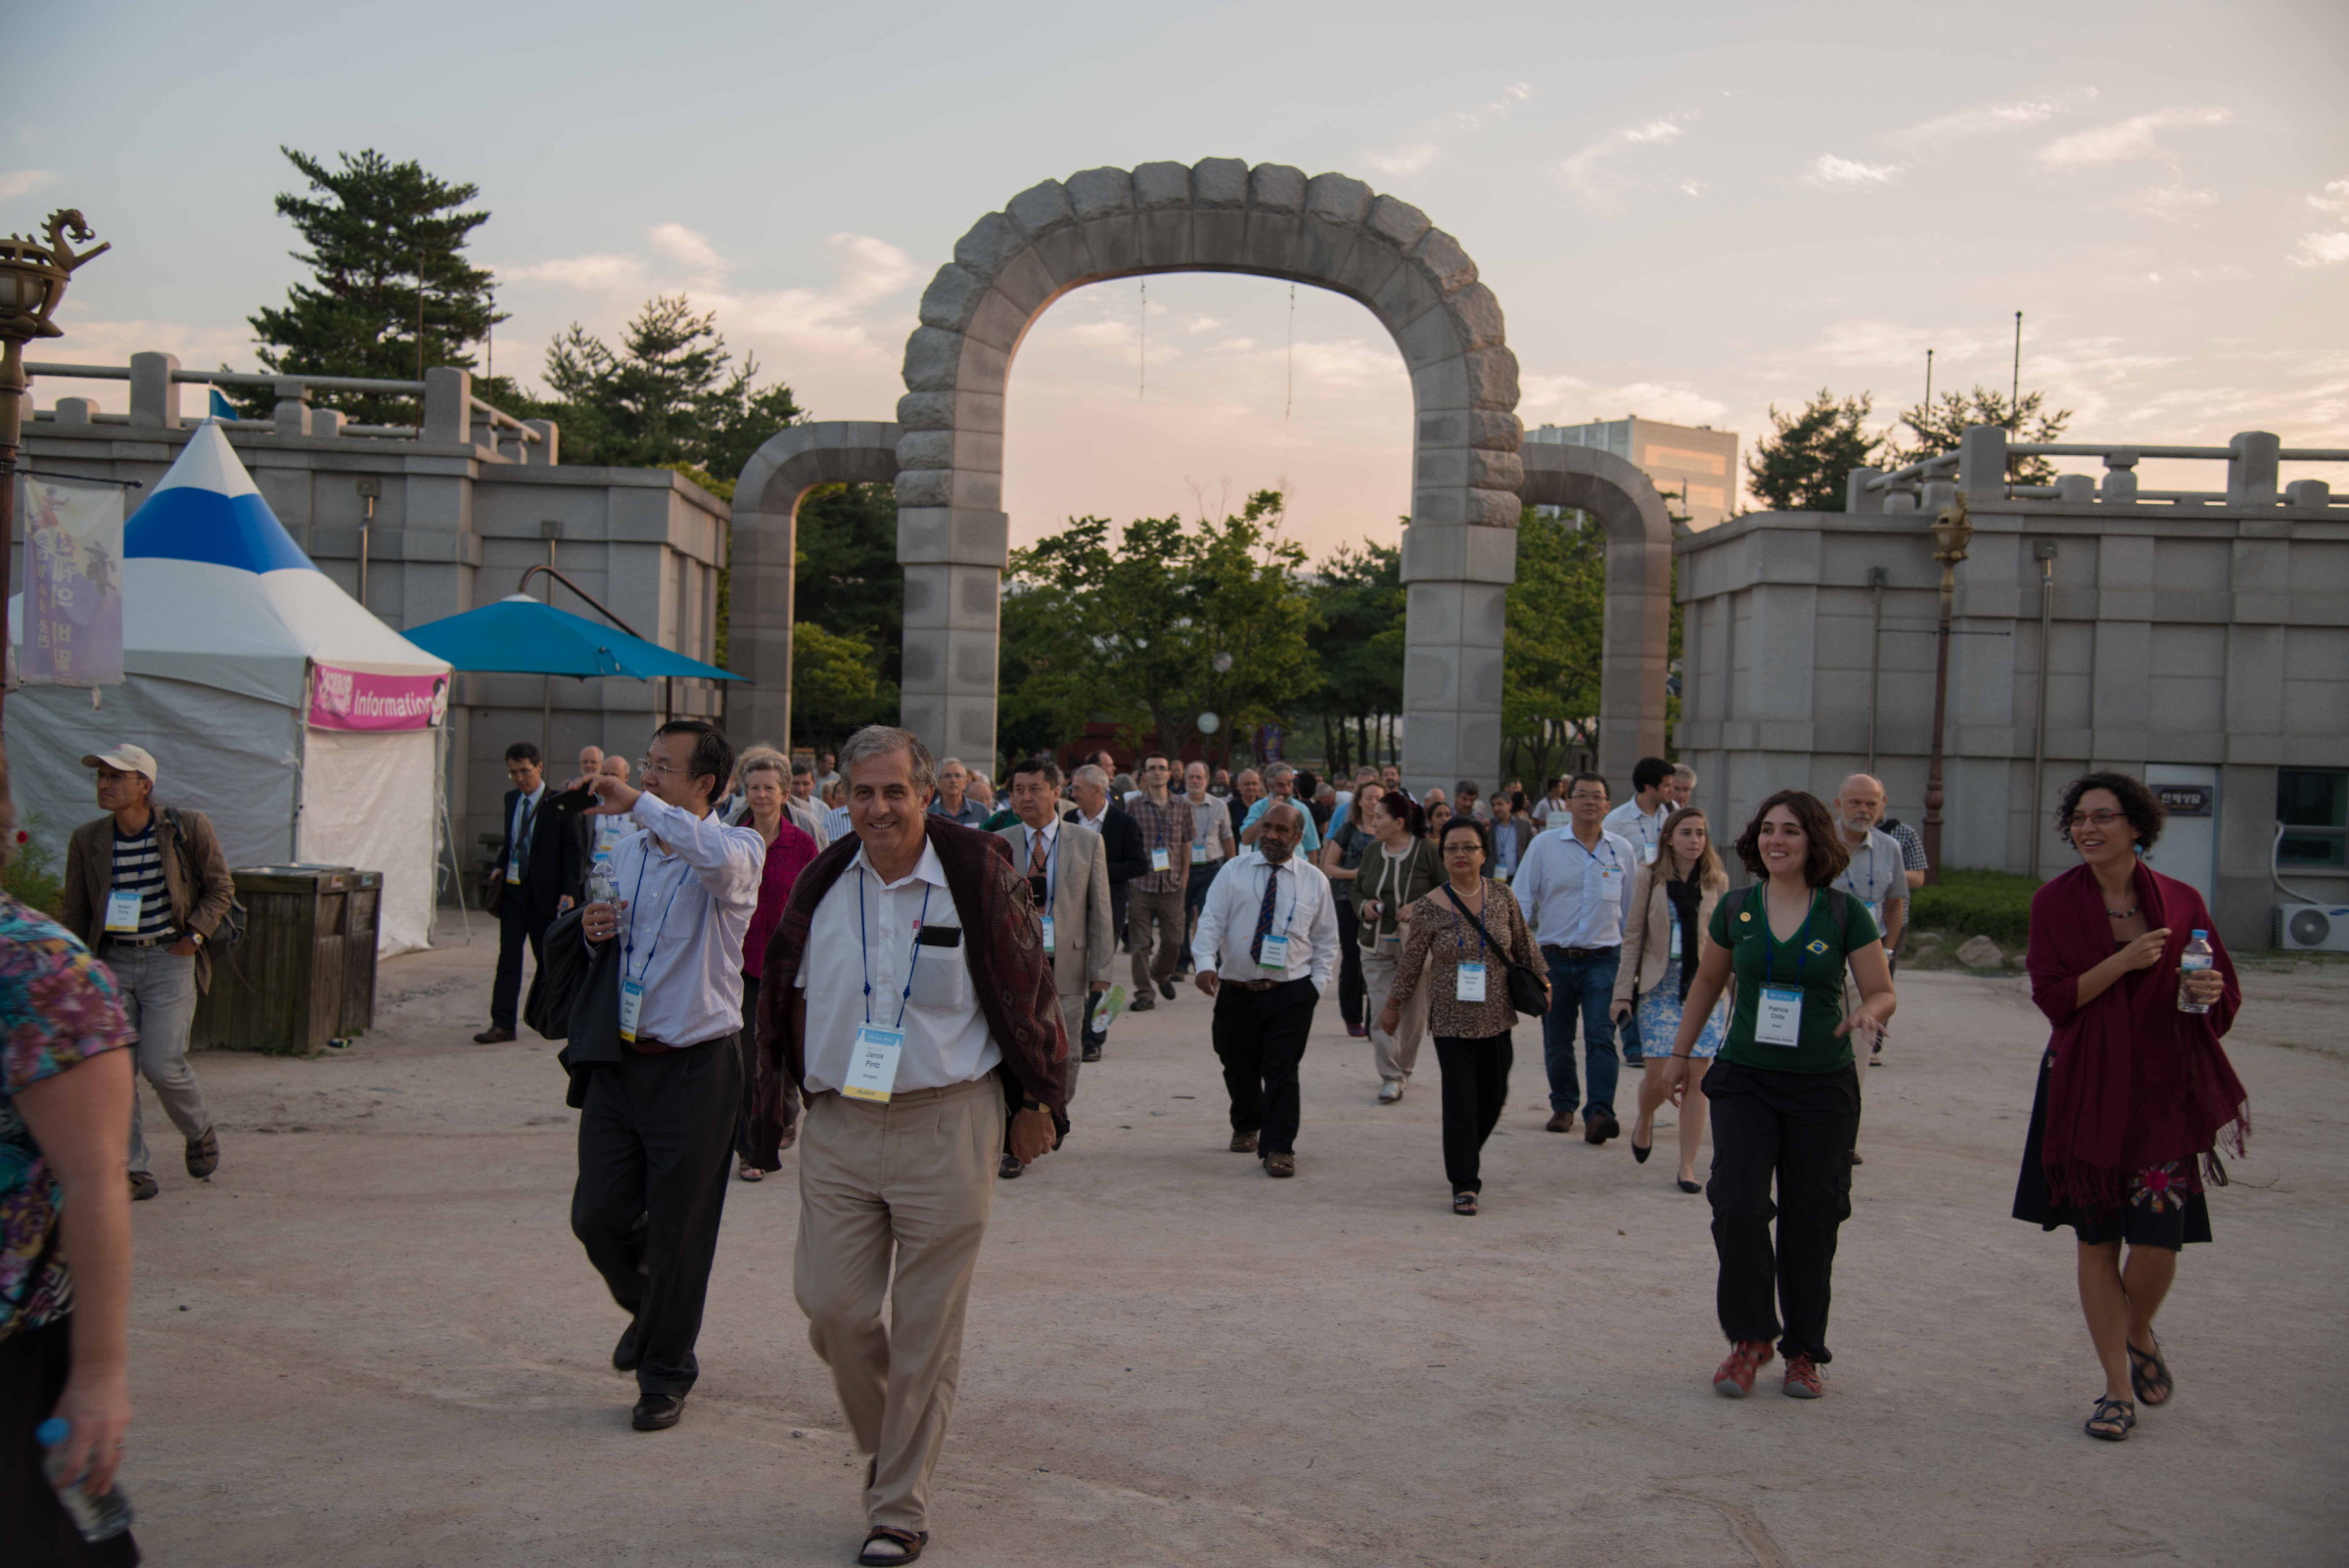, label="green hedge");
[1908,867,2042,952]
